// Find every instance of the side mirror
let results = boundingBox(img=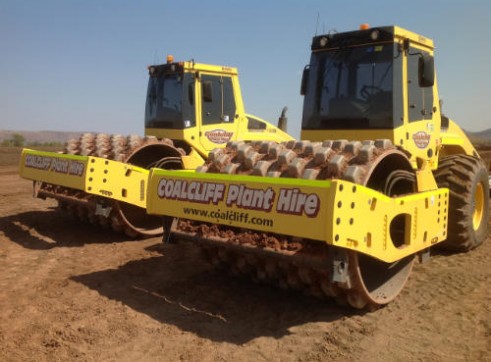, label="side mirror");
[300,65,310,95]
[419,54,434,87]
[203,81,213,102]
